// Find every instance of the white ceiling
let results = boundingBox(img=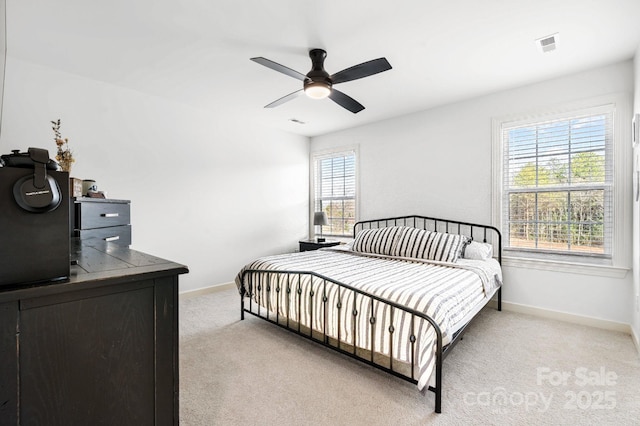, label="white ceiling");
[7,0,640,137]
